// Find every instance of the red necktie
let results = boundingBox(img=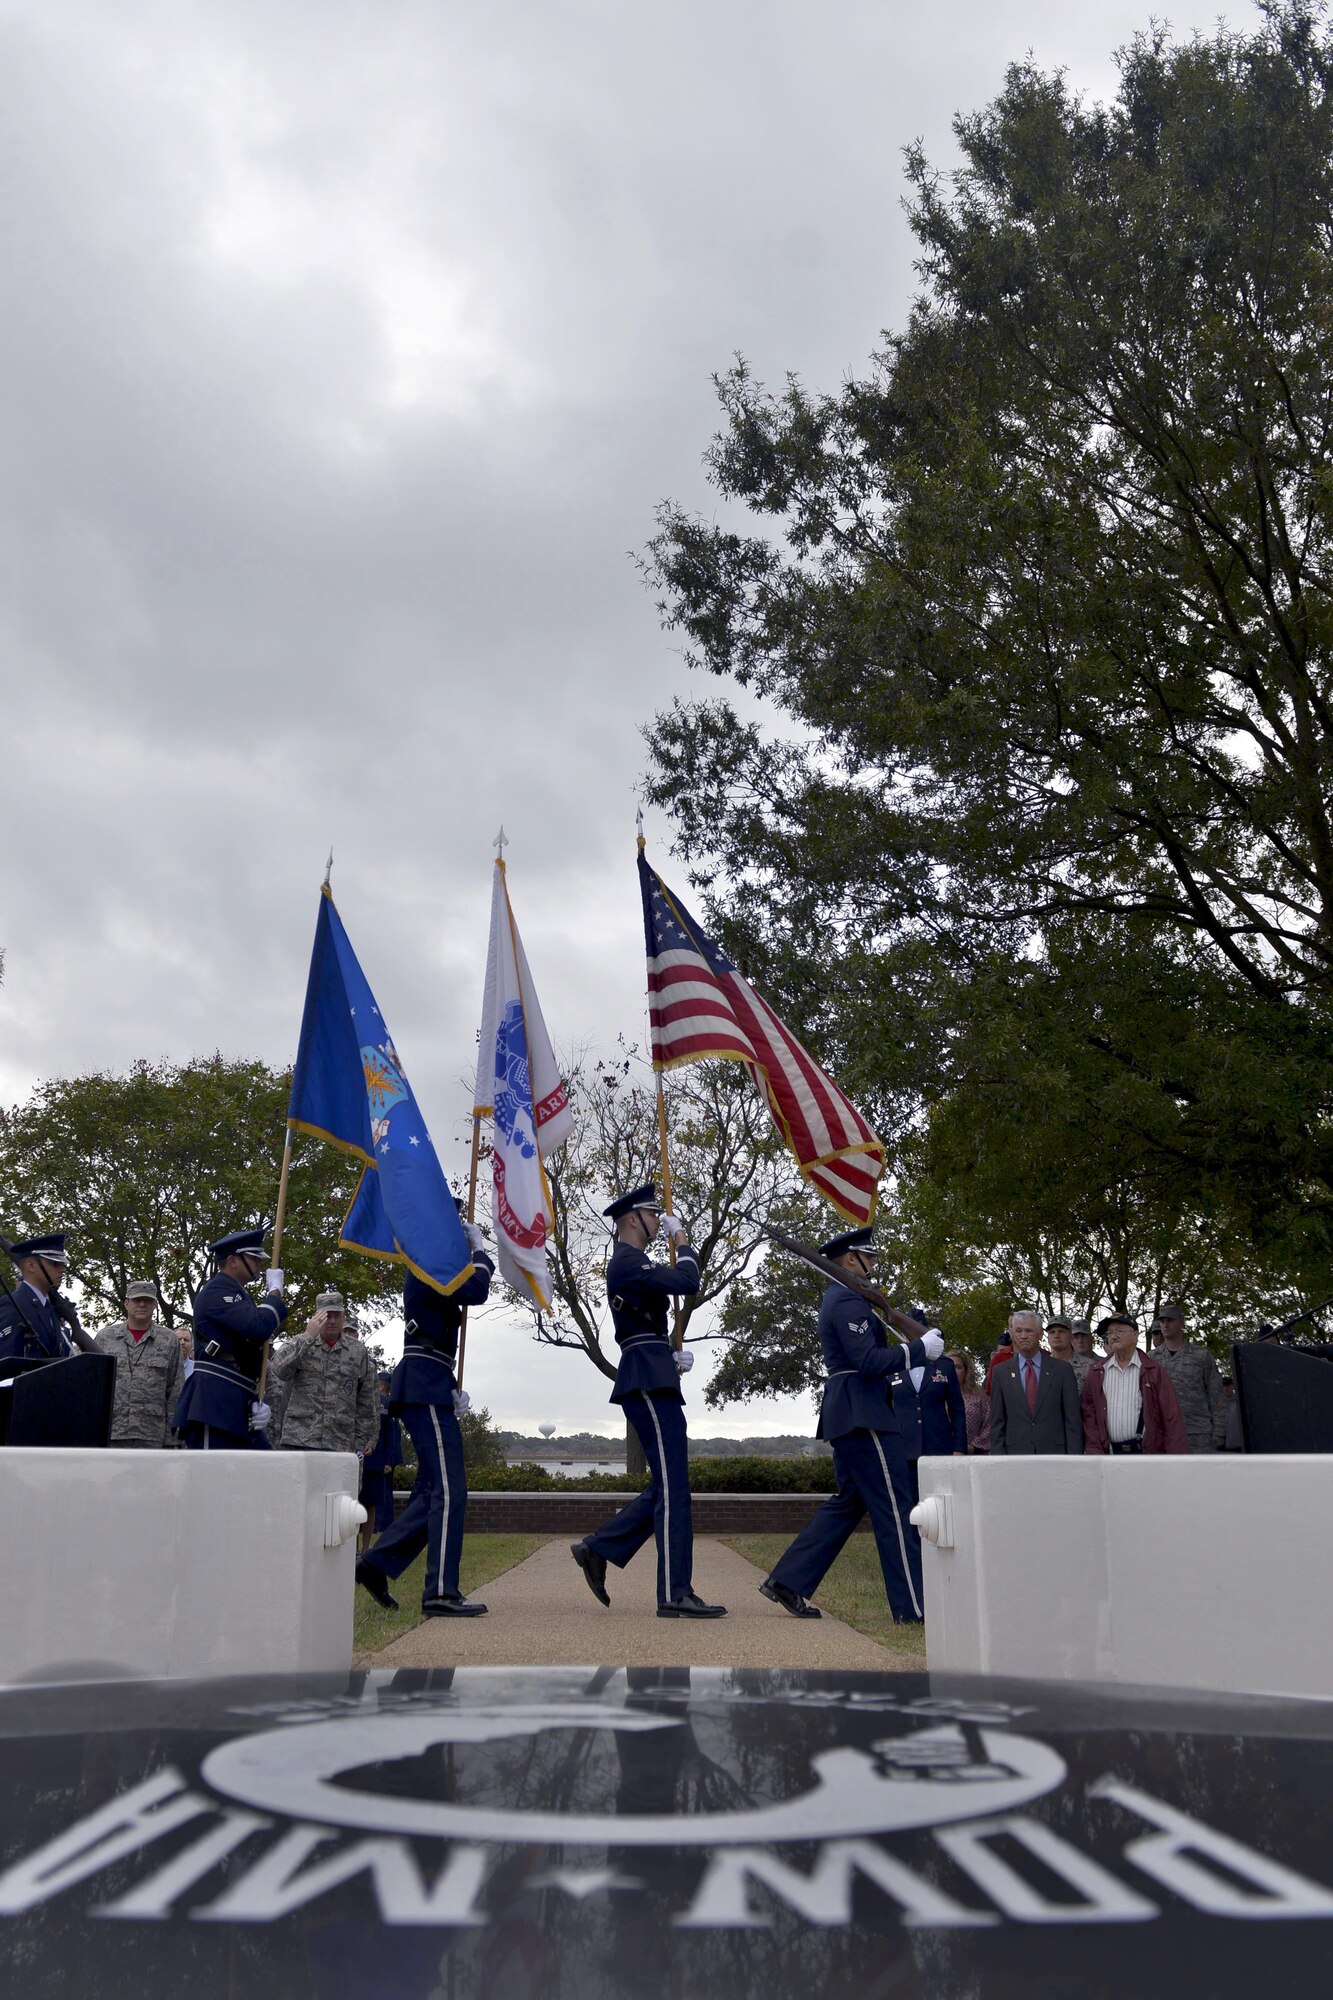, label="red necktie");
[1024,1360,1039,1412]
